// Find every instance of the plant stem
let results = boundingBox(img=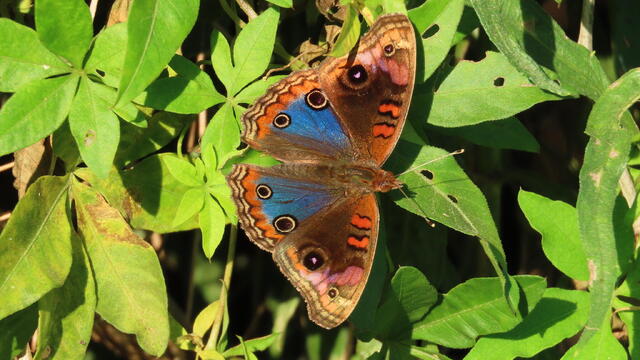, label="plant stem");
[205,223,238,350]
[235,0,257,20]
[578,0,595,51]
